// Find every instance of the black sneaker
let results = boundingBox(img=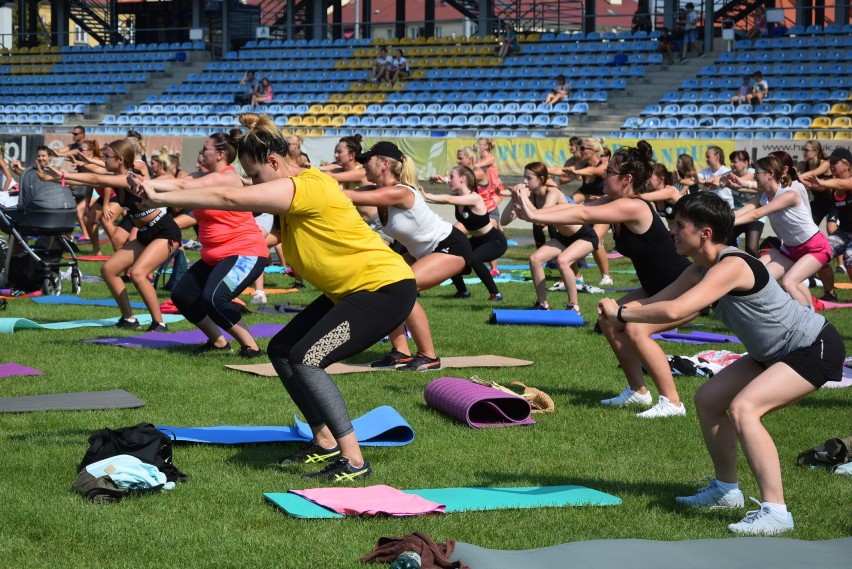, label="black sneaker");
[114,317,140,329]
[301,457,372,482]
[531,301,550,310]
[397,352,441,372]
[290,281,305,290]
[277,443,341,465]
[370,349,413,368]
[819,292,838,302]
[238,345,264,359]
[196,340,232,353]
[146,321,168,333]
[488,293,503,302]
[453,291,471,298]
